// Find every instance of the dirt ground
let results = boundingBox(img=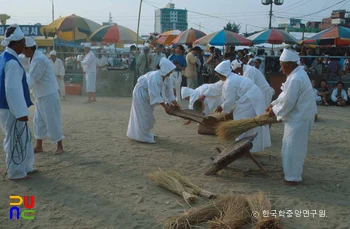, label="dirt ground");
[0,95,349,229]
